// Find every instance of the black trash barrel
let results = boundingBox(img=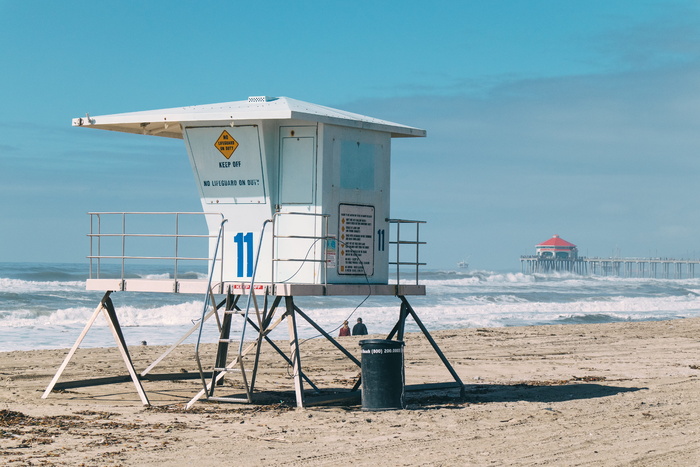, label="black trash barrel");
[359,339,405,411]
